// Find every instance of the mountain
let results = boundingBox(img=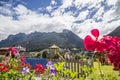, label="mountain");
[109,26,120,37]
[0,29,84,51]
